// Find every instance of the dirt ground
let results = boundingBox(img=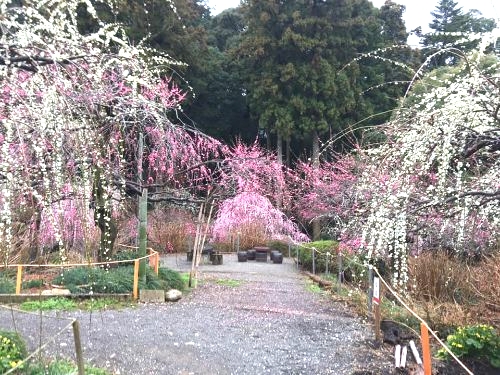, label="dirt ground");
[0,253,490,374]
